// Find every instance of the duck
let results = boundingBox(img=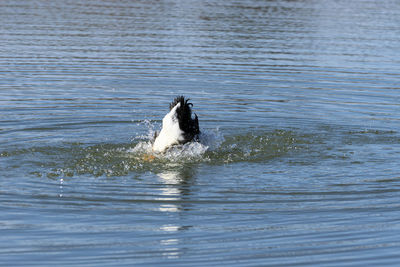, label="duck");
[152,96,200,153]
